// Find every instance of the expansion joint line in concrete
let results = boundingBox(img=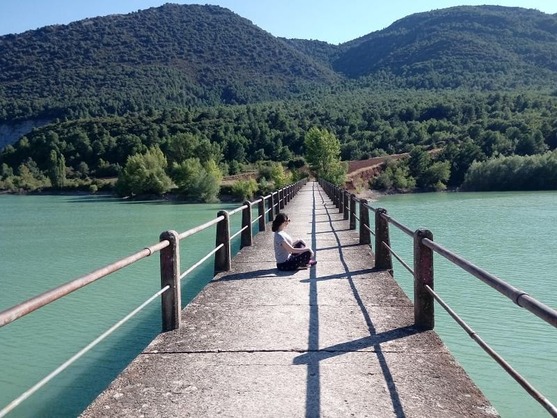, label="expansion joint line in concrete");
[141,348,415,355]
